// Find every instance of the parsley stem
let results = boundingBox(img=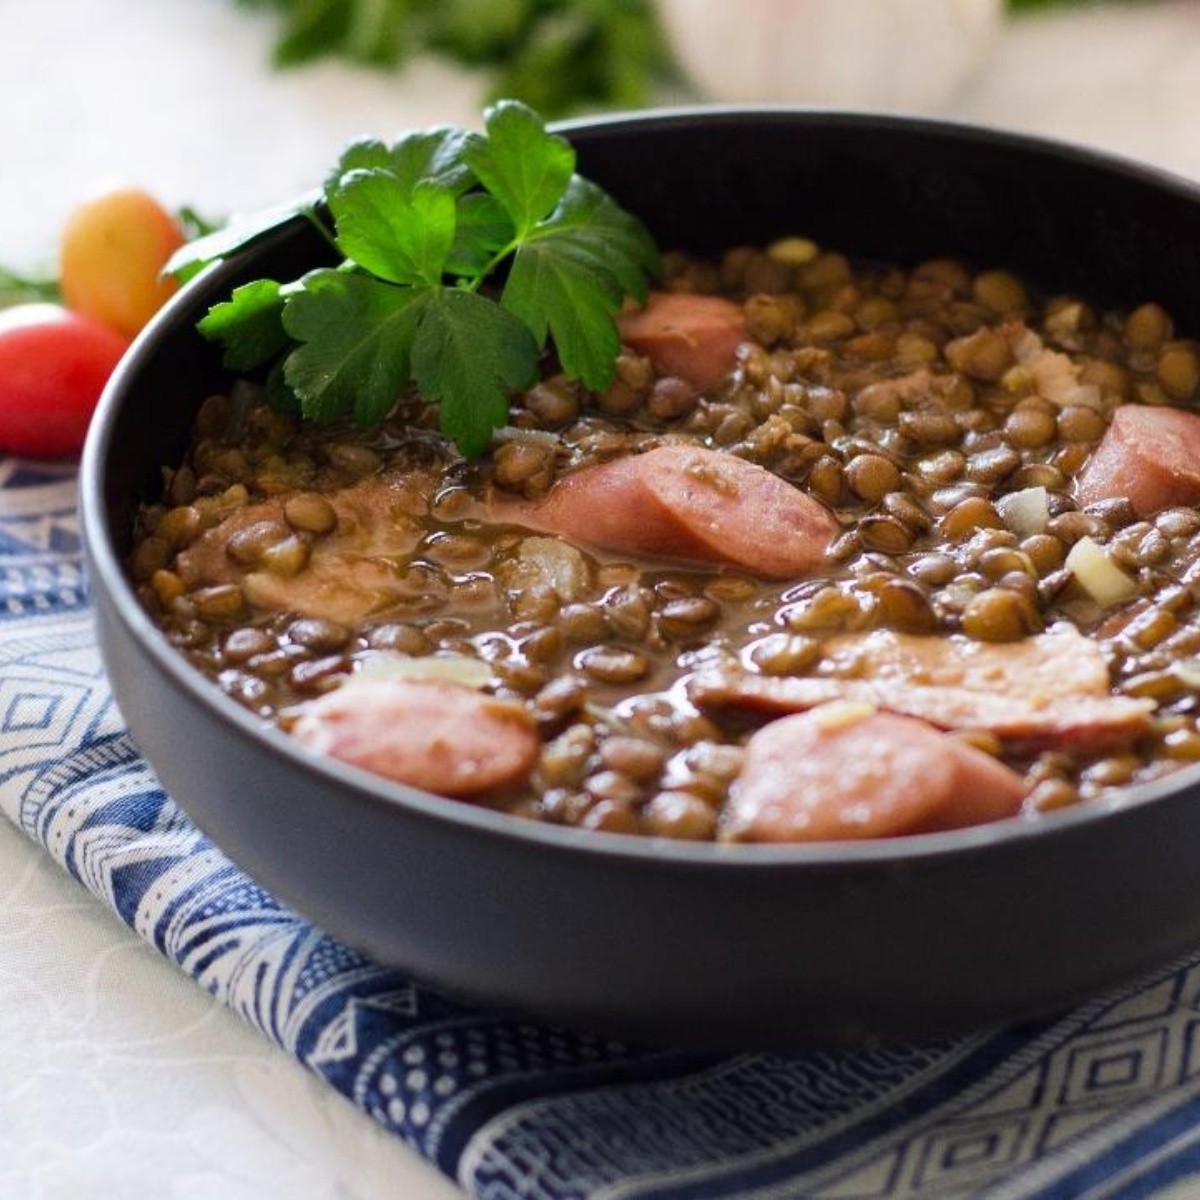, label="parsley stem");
[460,238,522,292]
[300,205,341,257]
